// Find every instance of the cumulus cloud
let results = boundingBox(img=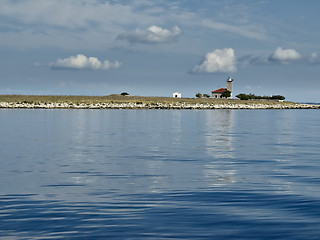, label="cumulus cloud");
[51,54,122,70]
[117,25,182,44]
[192,48,237,73]
[238,47,315,66]
[268,47,301,64]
